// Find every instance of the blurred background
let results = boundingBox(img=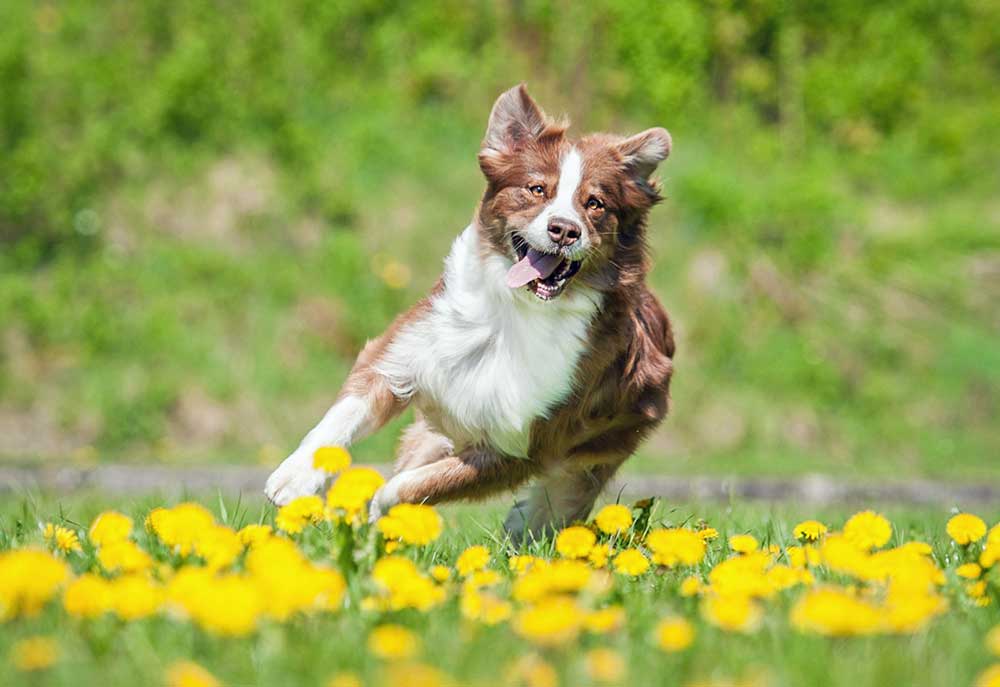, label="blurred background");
[1,1,998,483]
